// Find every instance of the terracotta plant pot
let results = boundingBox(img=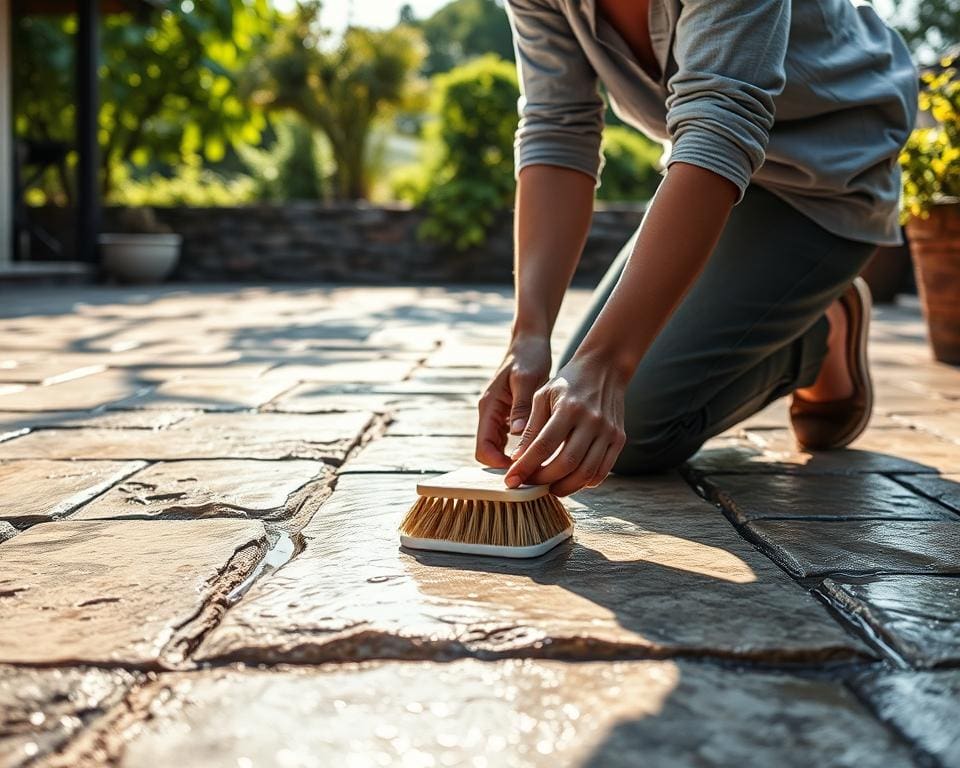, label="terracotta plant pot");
[906,202,960,365]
